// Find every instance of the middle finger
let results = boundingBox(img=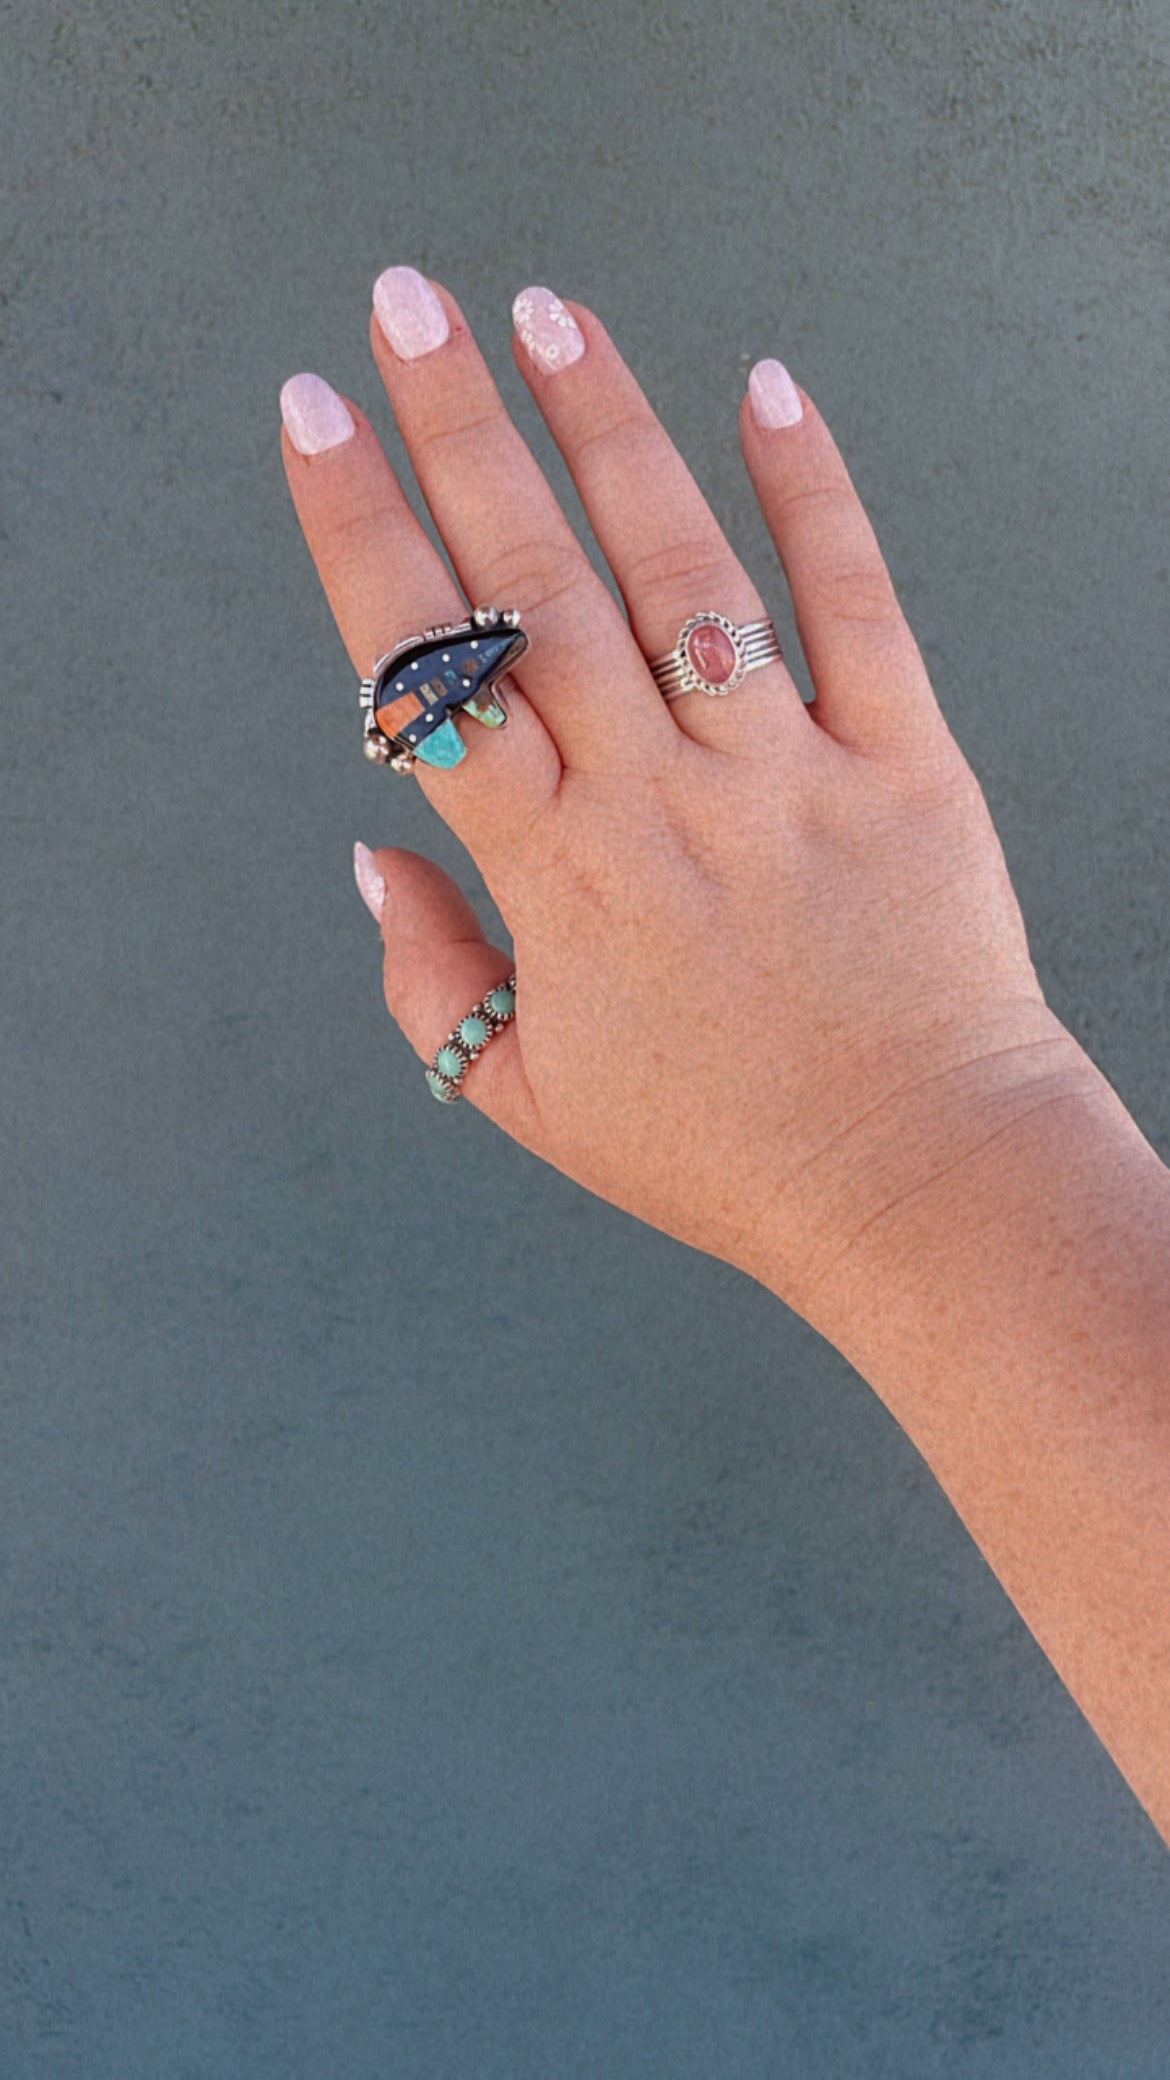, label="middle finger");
[369,267,677,775]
